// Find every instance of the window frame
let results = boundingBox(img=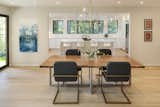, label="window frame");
[52,20,64,34]
[0,14,9,70]
[108,20,118,34]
